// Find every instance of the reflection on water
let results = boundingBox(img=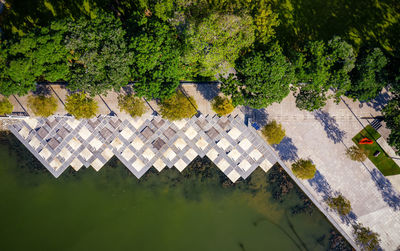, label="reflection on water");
[0,133,351,251]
